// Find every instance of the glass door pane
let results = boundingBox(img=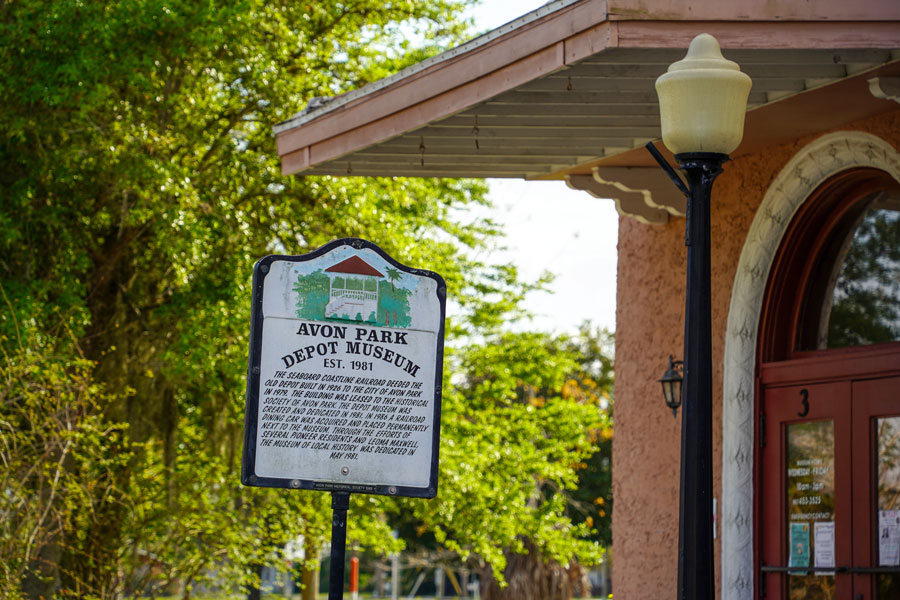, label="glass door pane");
[786,420,837,599]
